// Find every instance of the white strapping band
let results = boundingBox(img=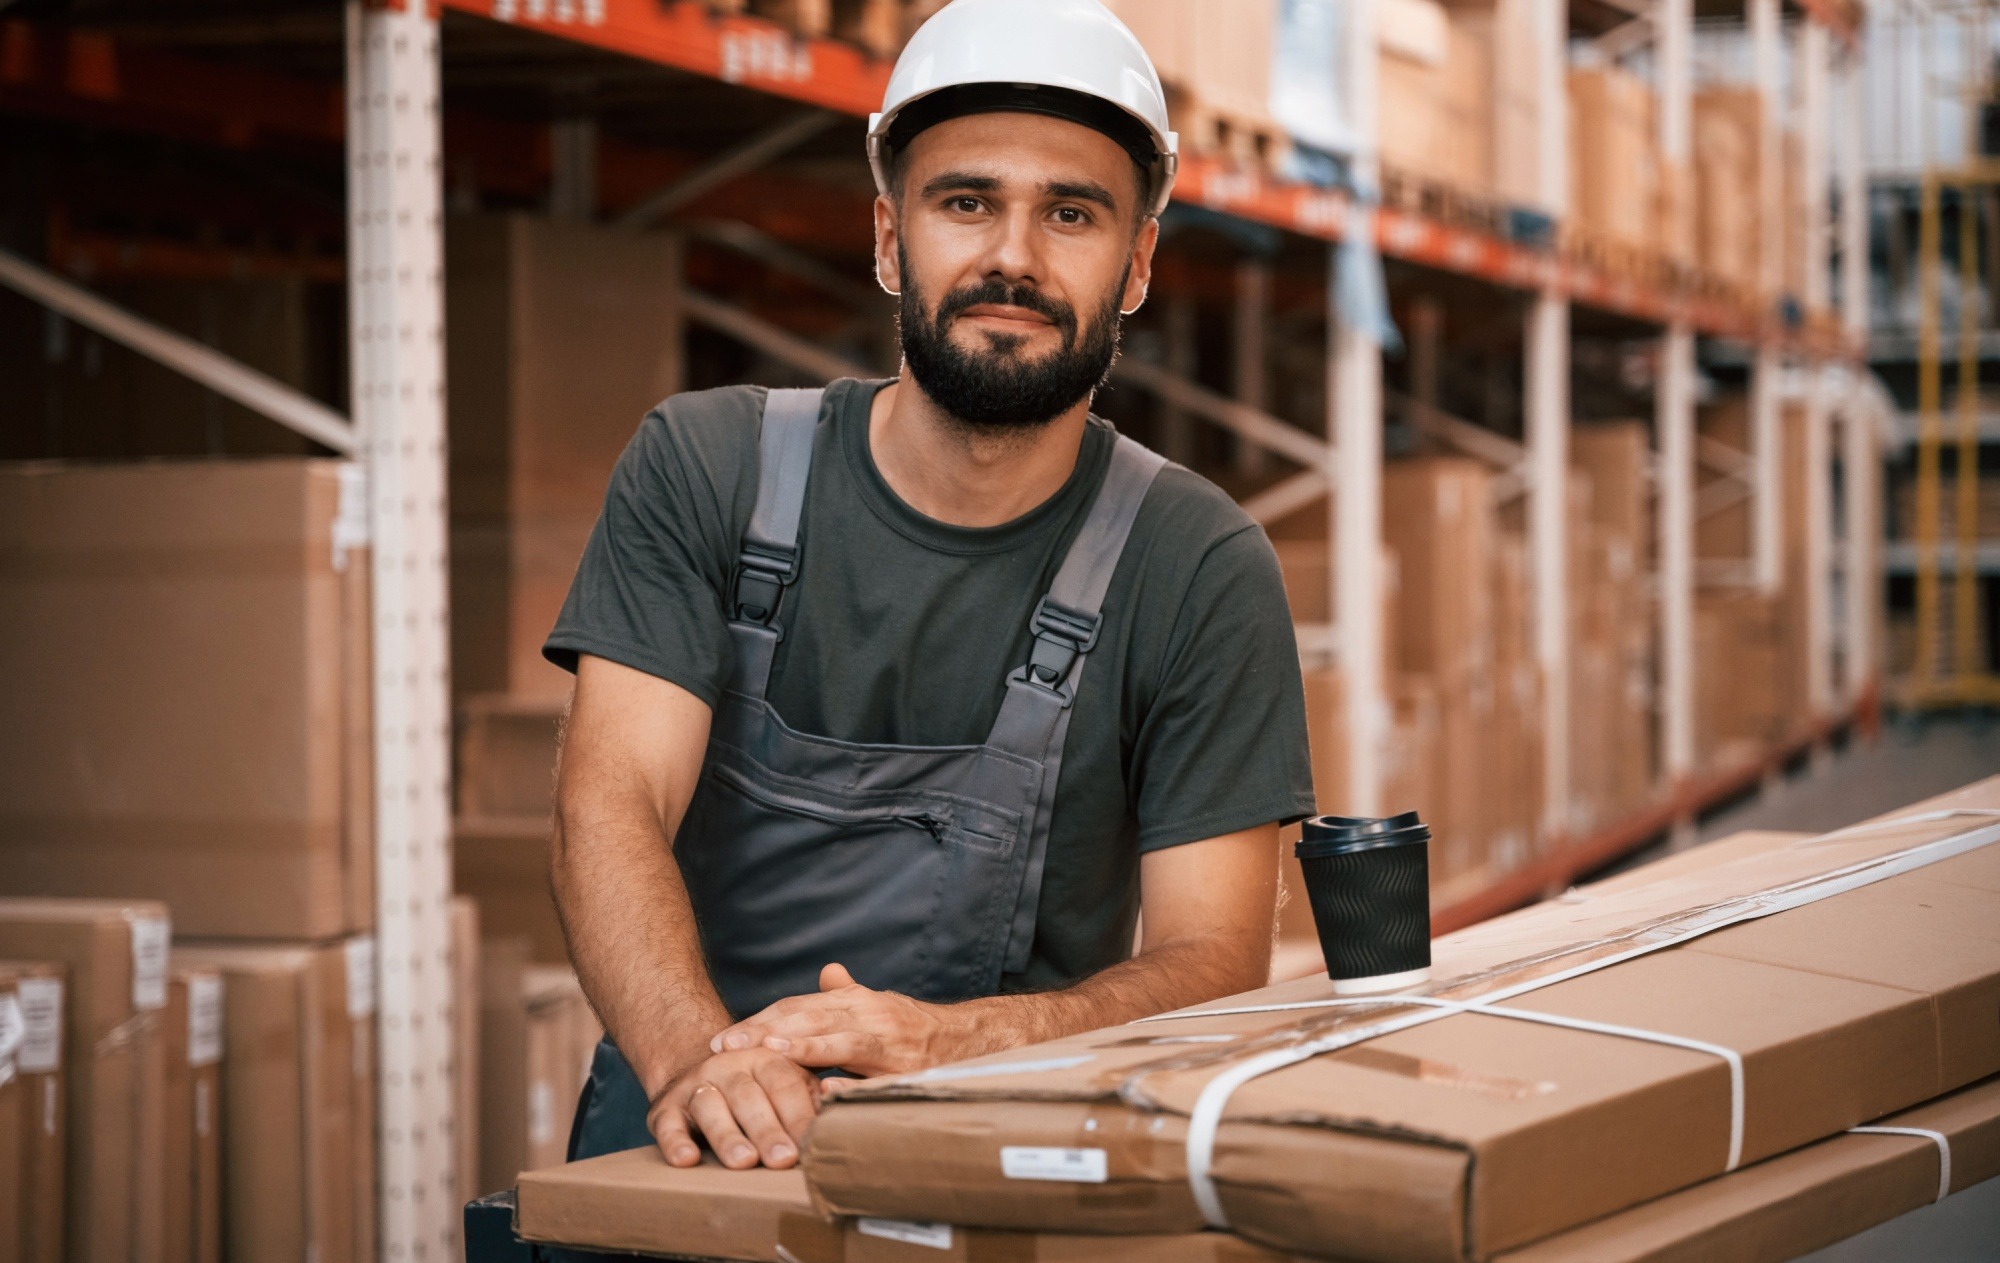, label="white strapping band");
[1159,814,2000,1231]
[1848,1125,1953,1203]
